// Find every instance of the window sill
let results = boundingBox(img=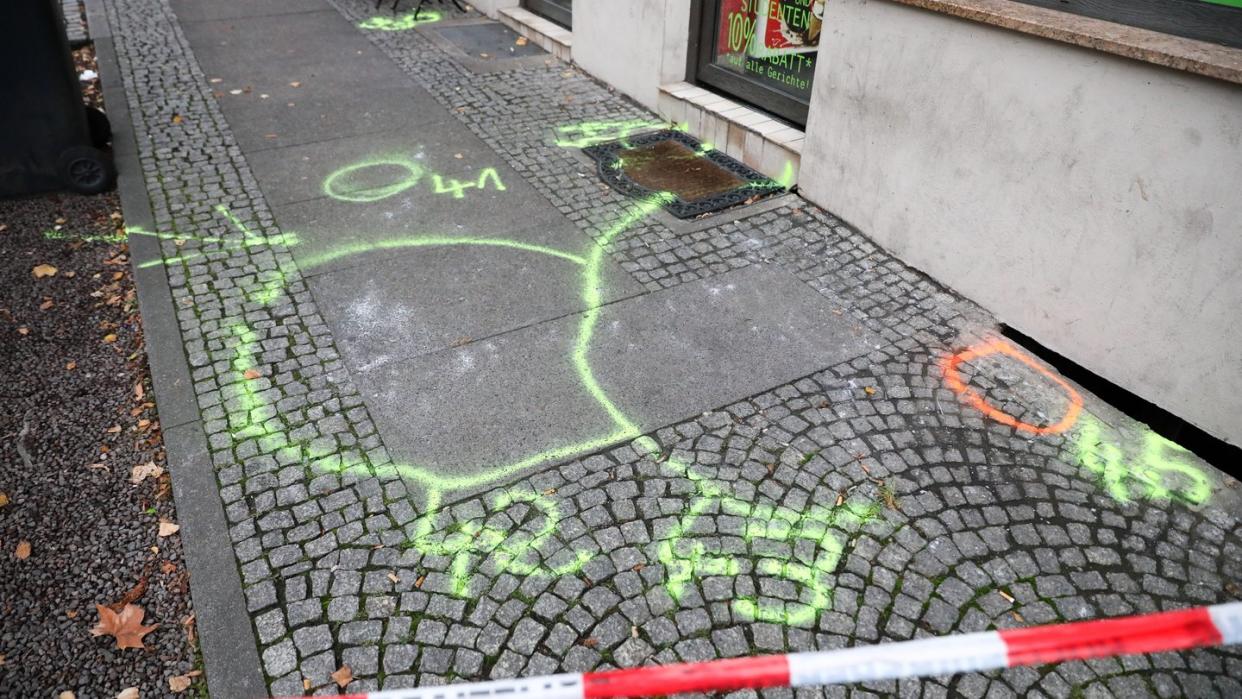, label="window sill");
[884,0,1242,84]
